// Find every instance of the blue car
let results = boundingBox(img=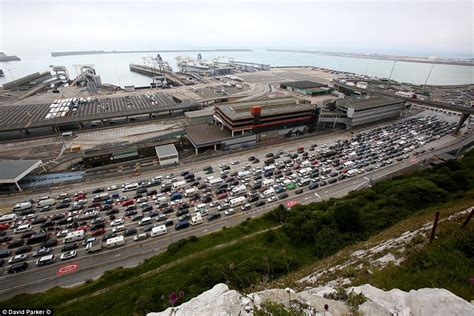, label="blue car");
[175,220,189,230]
